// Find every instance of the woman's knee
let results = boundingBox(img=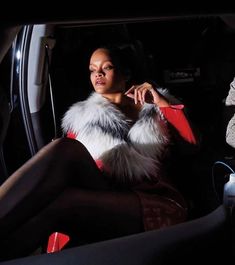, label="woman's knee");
[37,138,90,161]
[34,137,91,164]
